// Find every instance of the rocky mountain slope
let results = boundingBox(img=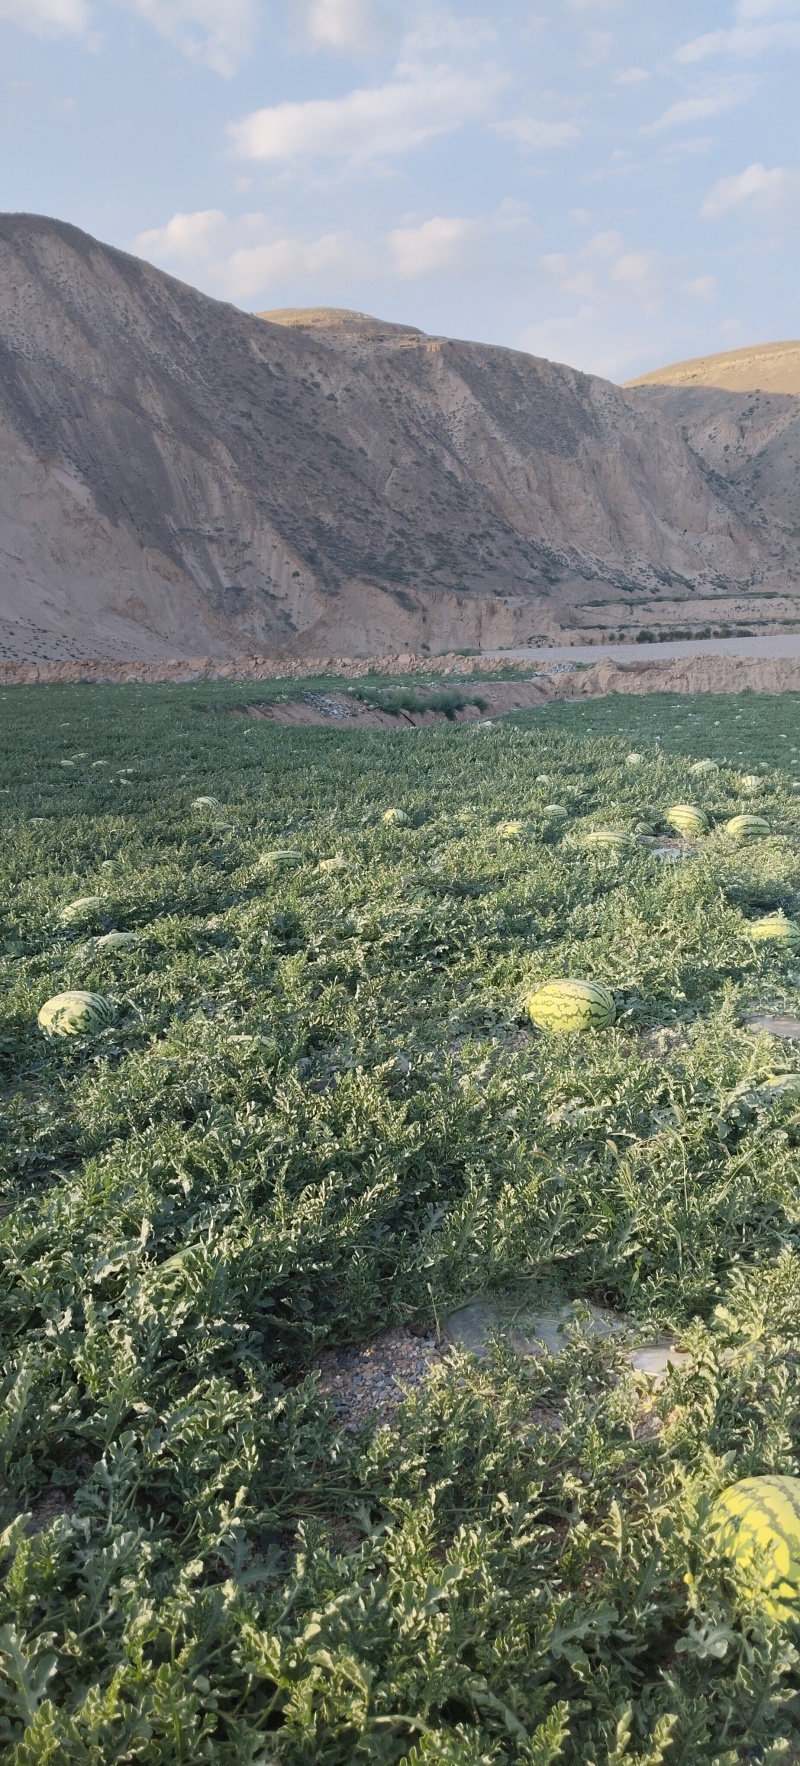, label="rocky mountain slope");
[626,343,800,632]
[0,213,796,662]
